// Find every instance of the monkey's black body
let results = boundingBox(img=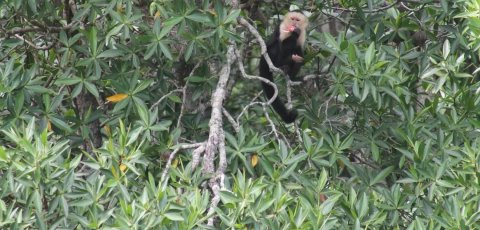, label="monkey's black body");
[260,27,304,123]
